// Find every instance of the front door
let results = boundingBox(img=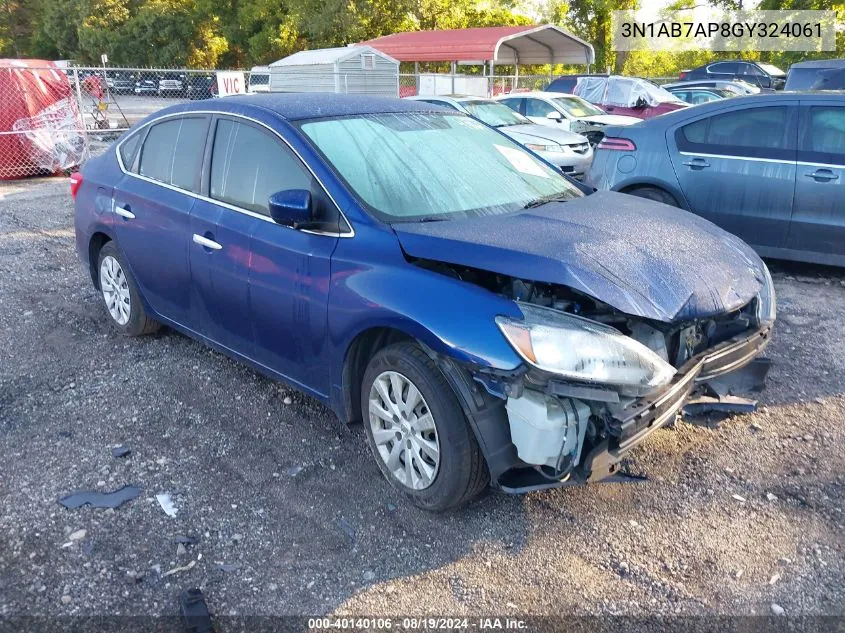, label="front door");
[788,103,845,263]
[112,115,209,326]
[668,103,797,251]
